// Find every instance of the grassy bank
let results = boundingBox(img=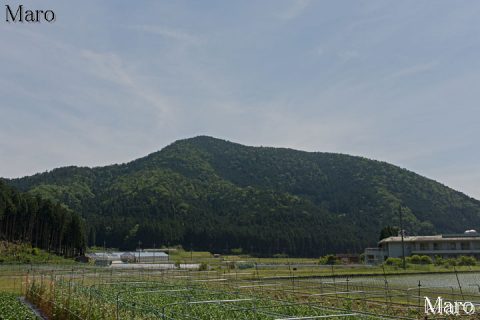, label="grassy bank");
[0,241,75,265]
